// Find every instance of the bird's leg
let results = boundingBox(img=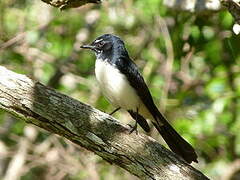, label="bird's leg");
[109,107,121,115]
[129,121,138,134]
[128,108,139,134]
